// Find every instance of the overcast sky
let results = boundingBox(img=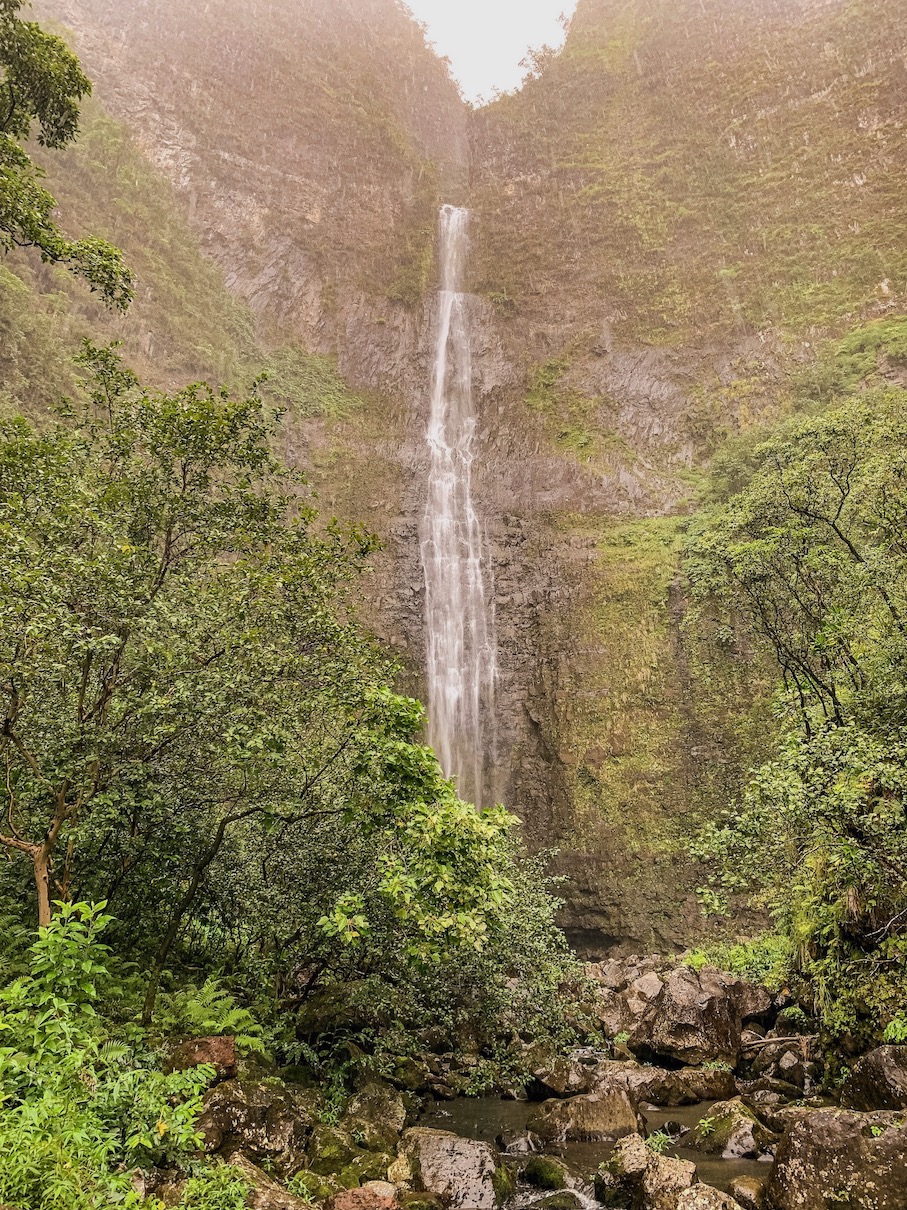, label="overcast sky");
[403,0,574,103]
